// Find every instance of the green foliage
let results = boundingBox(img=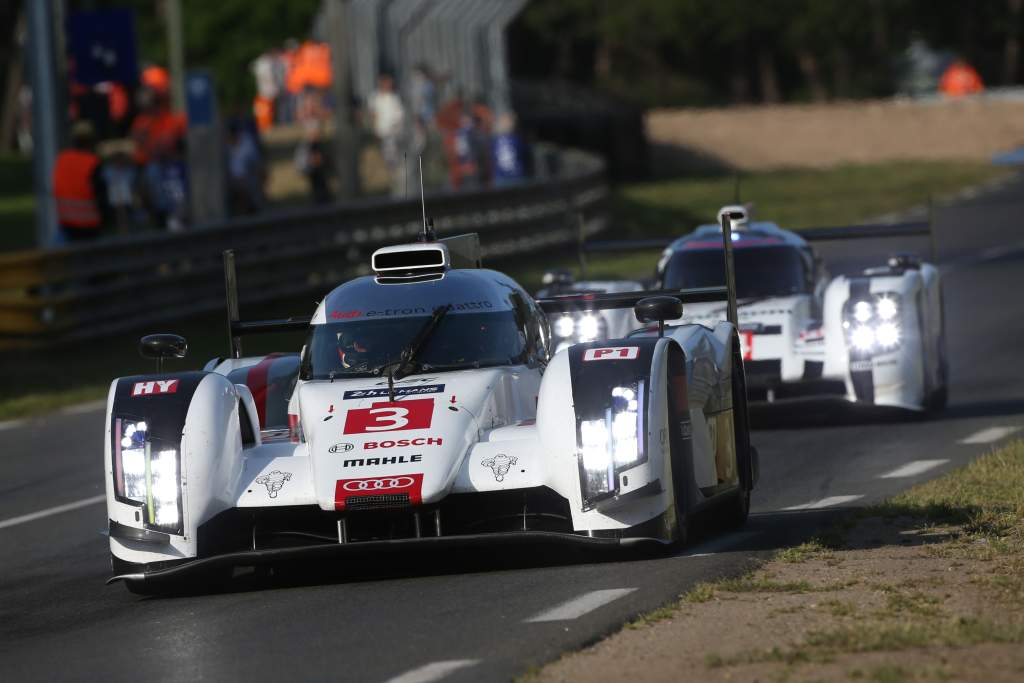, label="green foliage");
[119,0,322,110]
[514,0,1024,106]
